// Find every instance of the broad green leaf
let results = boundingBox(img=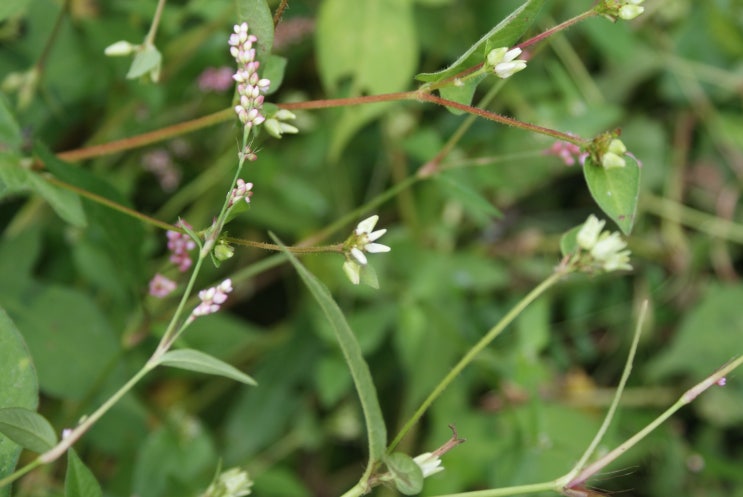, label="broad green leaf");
[126,44,162,81]
[0,93,22,151]
[10,285,119,400]
[236,0,274,60]
[384,453,424,495]
[65,449,102,497]
[415,0,545,109]
[272,234,387,466]
[317,0,417,95]
[156,349,257,386]
[0,308,38,495]
[0,407,57,453]
[583,155,640,235]
[0,0,31,21]
[0,155,86,227]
